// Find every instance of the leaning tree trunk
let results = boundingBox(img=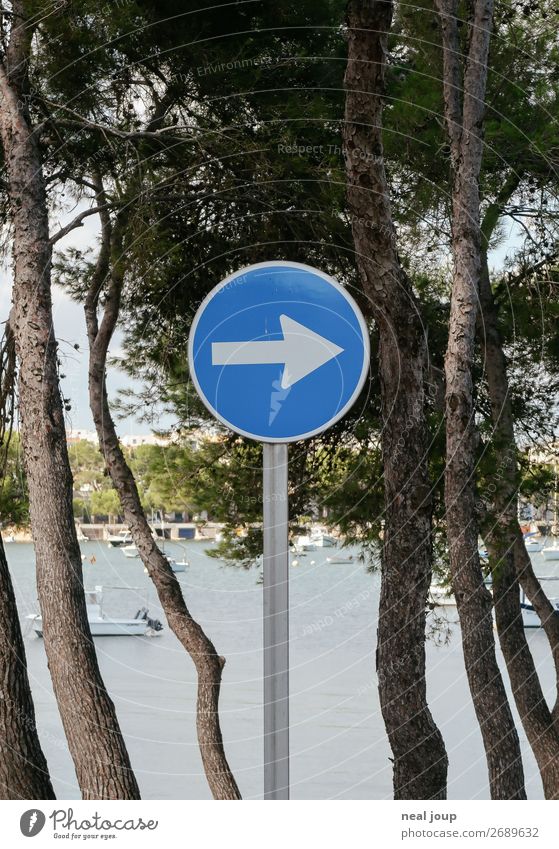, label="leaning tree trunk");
[0,535,56,799]
[83,192,241,800]
[343,0,448,799]
[0,326,54,799]
[476,225,559,797]
[437,0,525,798]
[478,181,559,673]
[0,8,139,800]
